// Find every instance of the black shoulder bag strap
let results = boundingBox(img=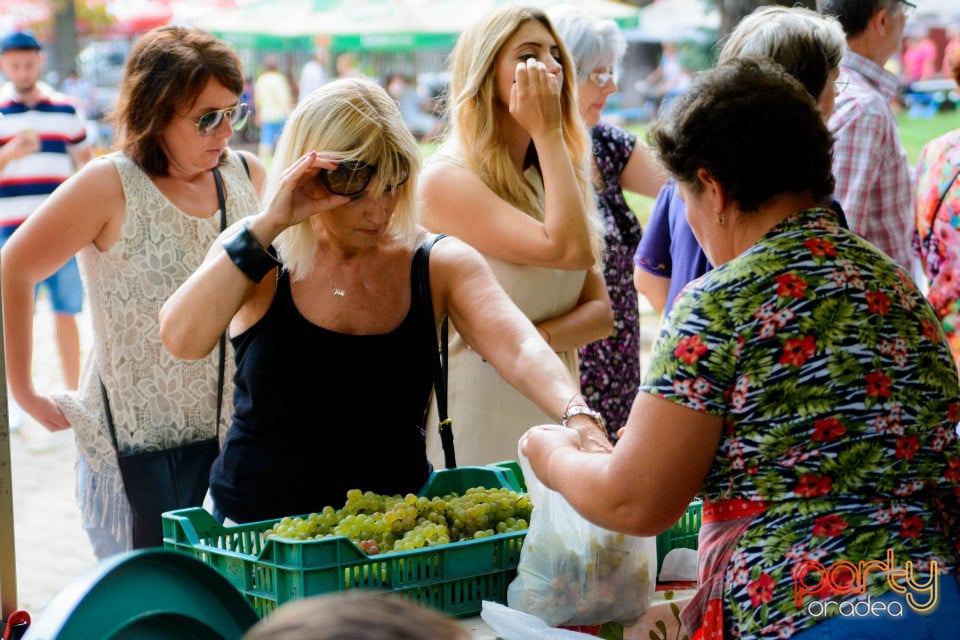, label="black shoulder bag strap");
[100,167,227,448]
[415,233,454,469]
